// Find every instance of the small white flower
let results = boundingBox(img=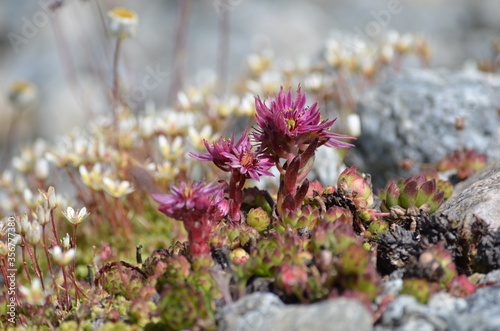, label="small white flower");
[304,72,324,92]
[25,220,42,246]
[16,212,30,235]
[19,278,48,306]
[79,164,105,191]
[188,124,218,150]
[158,135,183,160]
[36,205,50,226]
[102,177,135,198]
[346,113,362,137]
[50,246,75,267]
[153,161,179,181]
[62,206,90,225]
[237,93,256,117]
[8,80,38,111]
[0,170,13,187]
[12,156,31,173]
[61,233,71,250]
[107,7,138,40]
[35,158,49,180]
